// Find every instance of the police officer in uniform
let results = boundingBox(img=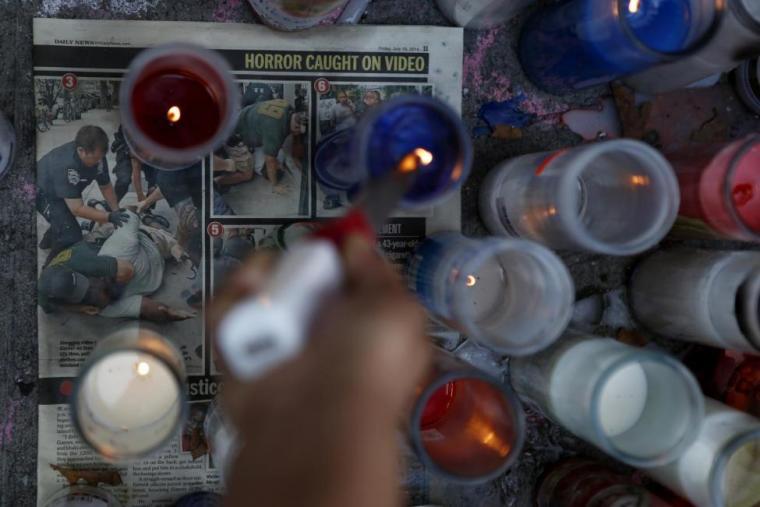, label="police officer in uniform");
[37,125,128,254]
[217,99,306,194]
